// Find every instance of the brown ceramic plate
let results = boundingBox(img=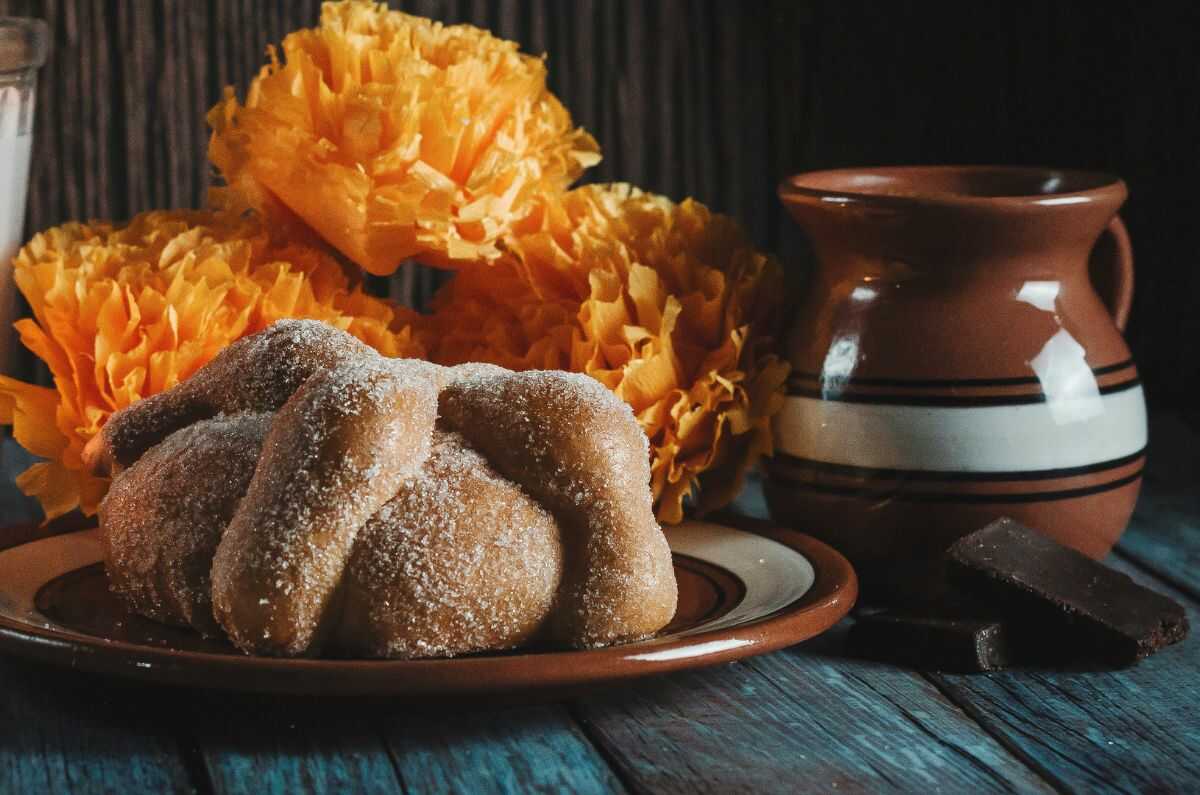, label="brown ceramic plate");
[0,520,856,696]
